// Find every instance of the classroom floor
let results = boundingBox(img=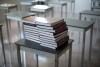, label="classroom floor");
[0,0,100,67]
